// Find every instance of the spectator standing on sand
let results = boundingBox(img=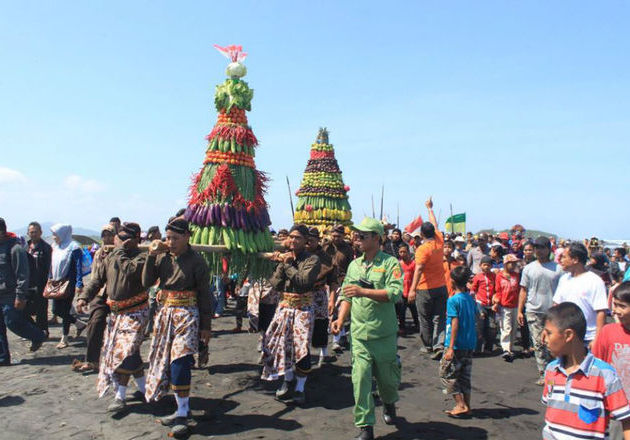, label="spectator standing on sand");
[553,242,608,348]
[74,224,115,373]
[0,218,46,365]
[397,243,419,335]
[517,236,562,385]
[467,233,489,274]
[440,266,478,418]
[409,198,448,359]
[471,256,497,353]
[50,223,87,349]
[493,254,521,362]
[26,221,52,335]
